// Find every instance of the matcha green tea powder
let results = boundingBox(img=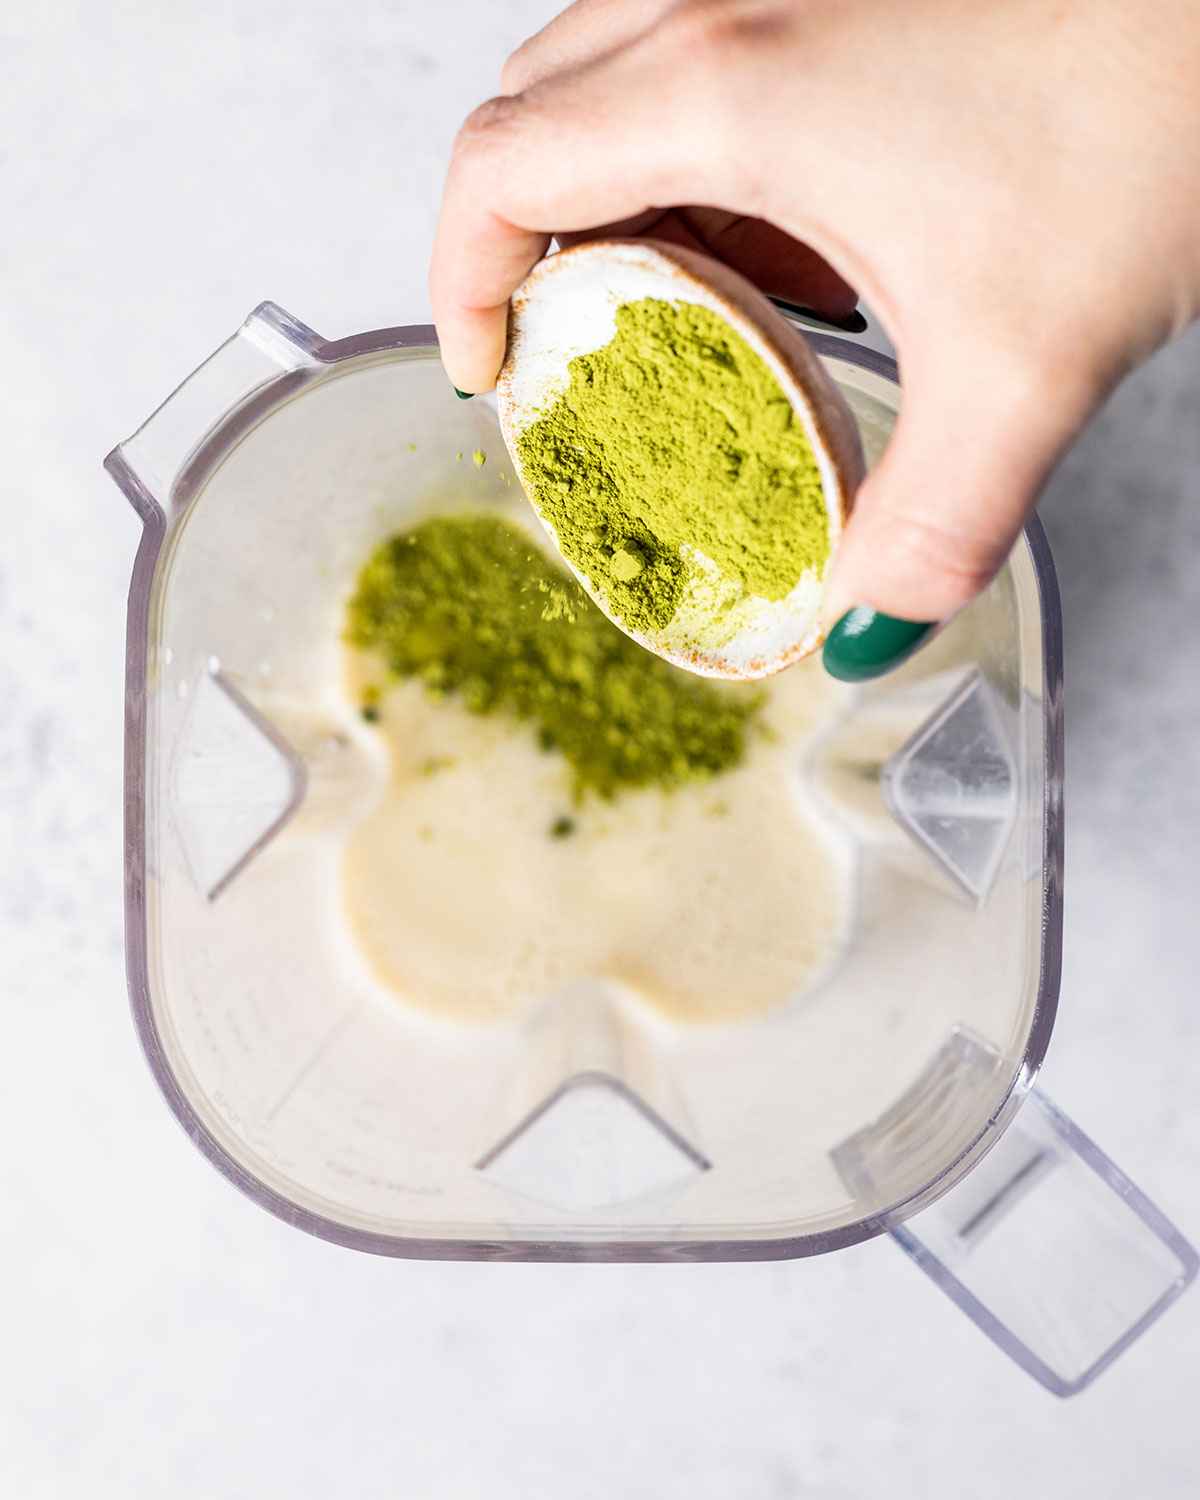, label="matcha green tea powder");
[515,297,831,637]
[346,514,762,801]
